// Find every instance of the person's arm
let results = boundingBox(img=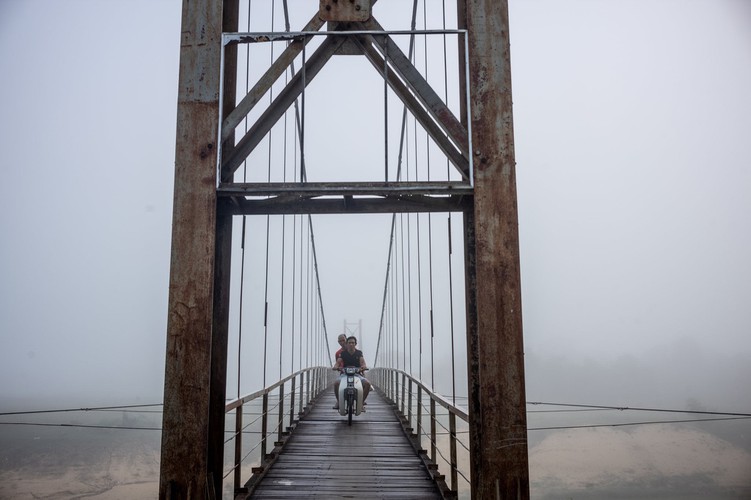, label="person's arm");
[359,354,367,371]
[333,356,343,370]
